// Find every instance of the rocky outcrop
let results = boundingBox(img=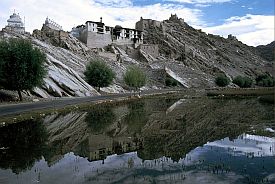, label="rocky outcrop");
[256,41,275,62]
[142,18,272,85]
[0,31,100,98]
[33,39,99,97]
